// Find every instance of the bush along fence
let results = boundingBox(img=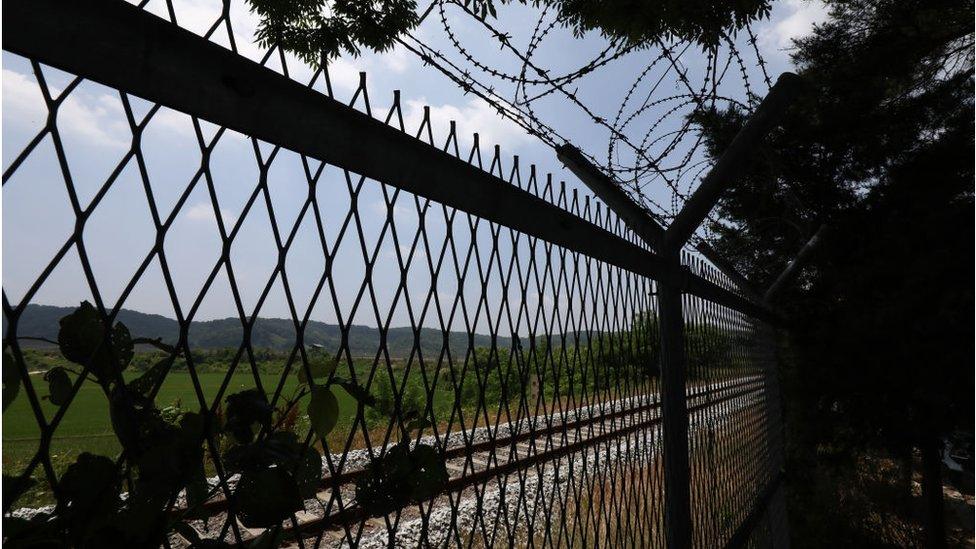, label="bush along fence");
[2,0,801,547]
